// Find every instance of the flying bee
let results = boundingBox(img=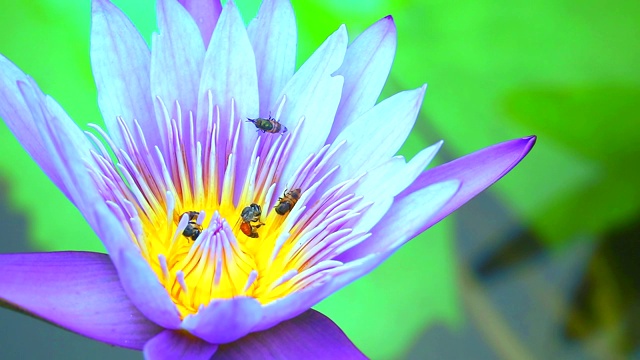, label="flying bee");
[246,115,287,134]
[274,188,301,216]
[181,211,202,241]
[239,203,265,238]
